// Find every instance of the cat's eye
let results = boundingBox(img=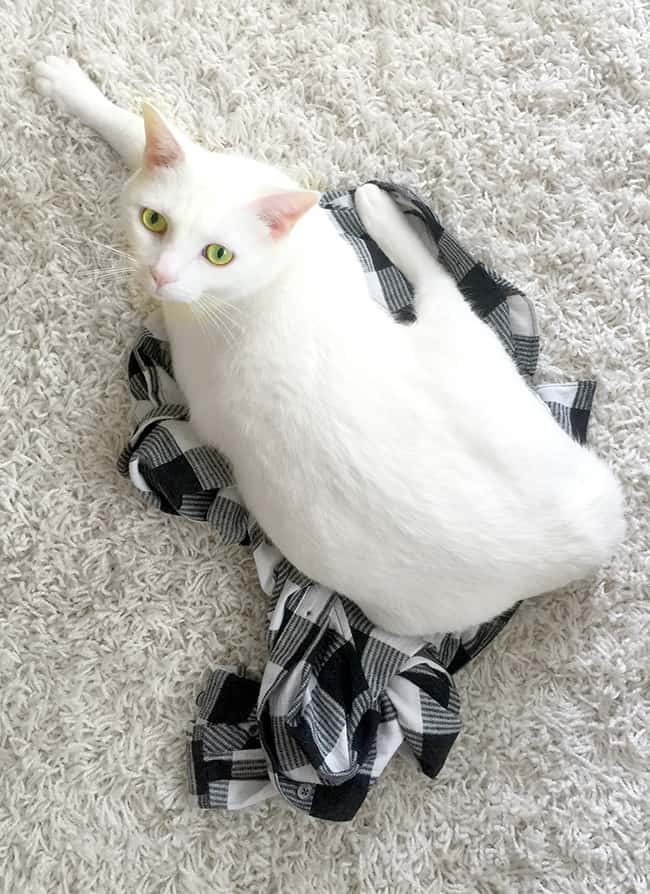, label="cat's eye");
[204,243,234,266]
[141,207,168,234]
